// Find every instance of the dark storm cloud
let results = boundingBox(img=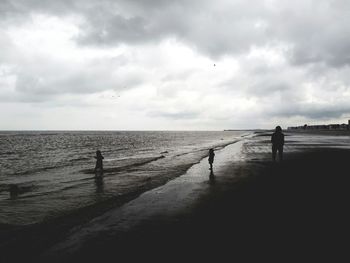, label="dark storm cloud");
[76,15,154,45]
[0,0,76,21]
[3,0,350,67]
[74,0,270,56]
[0,0,267,55]
[75,0,350,68]
[267,1,350,68]
[74,0,192,46]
